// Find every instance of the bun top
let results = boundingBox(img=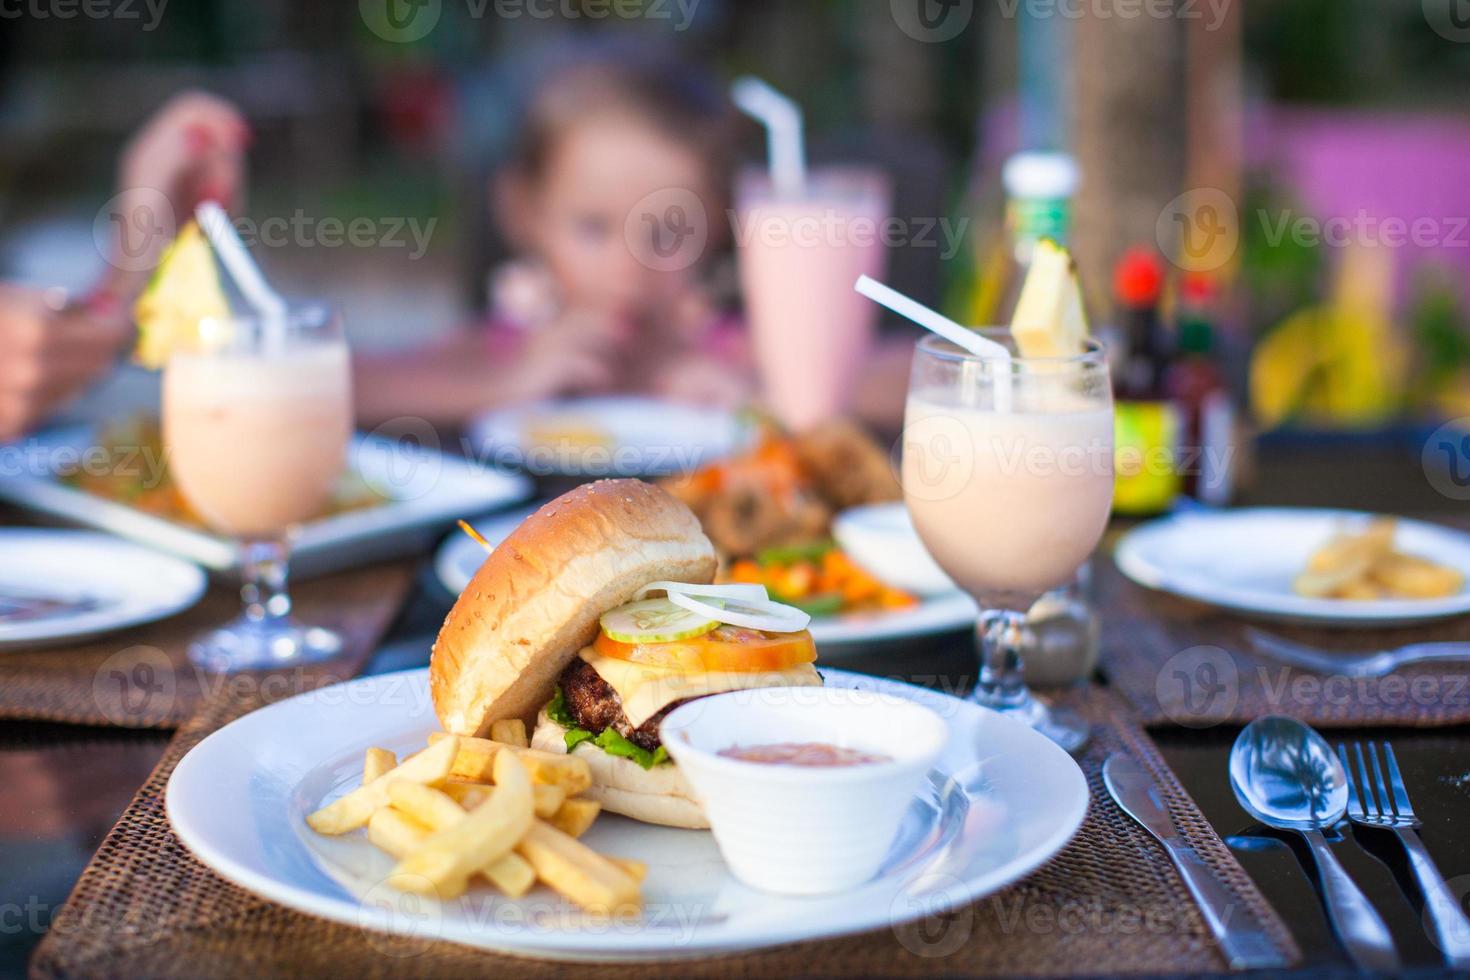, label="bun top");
[430,479,717,736]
